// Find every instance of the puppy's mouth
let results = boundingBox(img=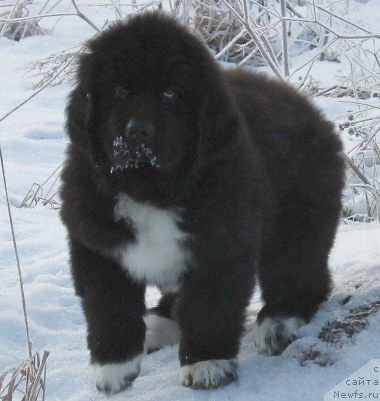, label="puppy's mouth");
[110,135,160,174]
